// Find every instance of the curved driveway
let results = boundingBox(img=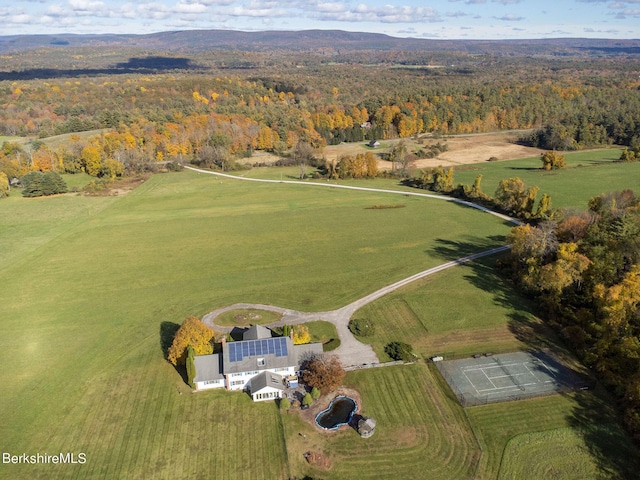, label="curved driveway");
[189,165,519,368]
